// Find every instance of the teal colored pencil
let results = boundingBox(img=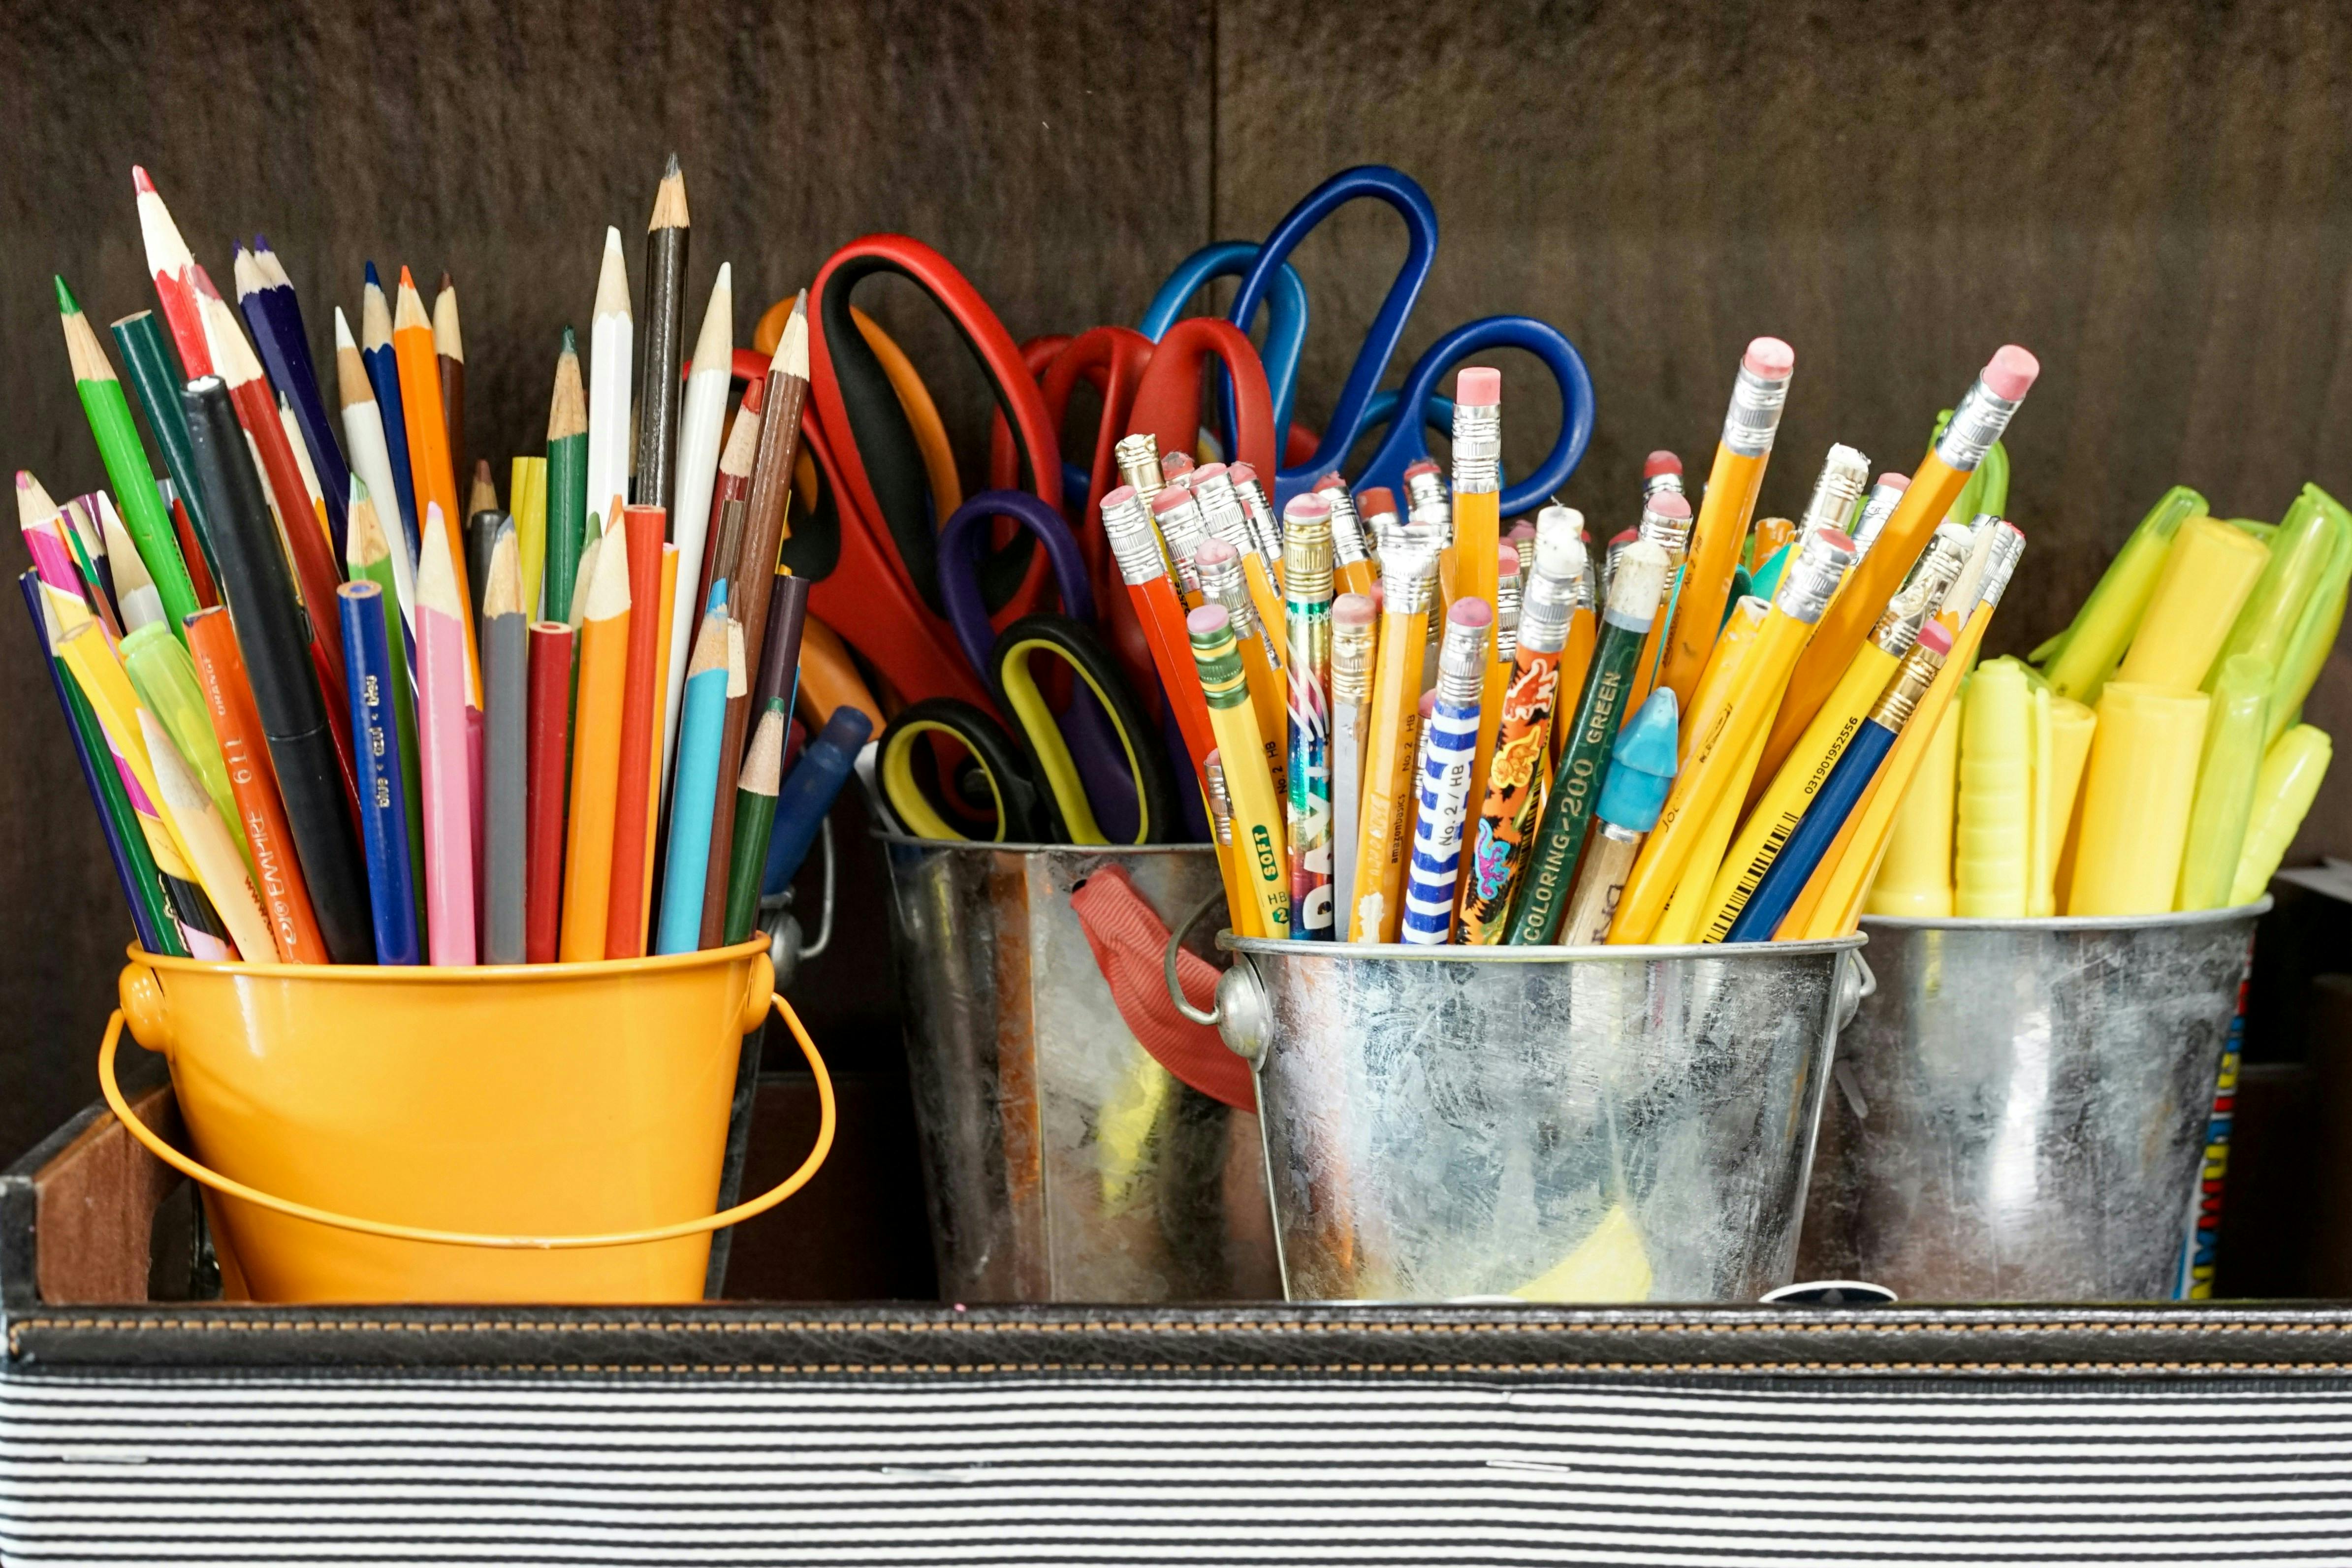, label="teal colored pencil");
[655,601,732,954]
